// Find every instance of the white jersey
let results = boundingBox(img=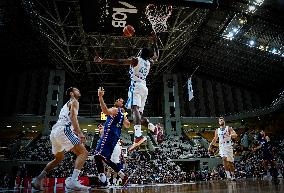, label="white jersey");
[218,126,232,147]
[53,100,78,128]
[129,57,150,84]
